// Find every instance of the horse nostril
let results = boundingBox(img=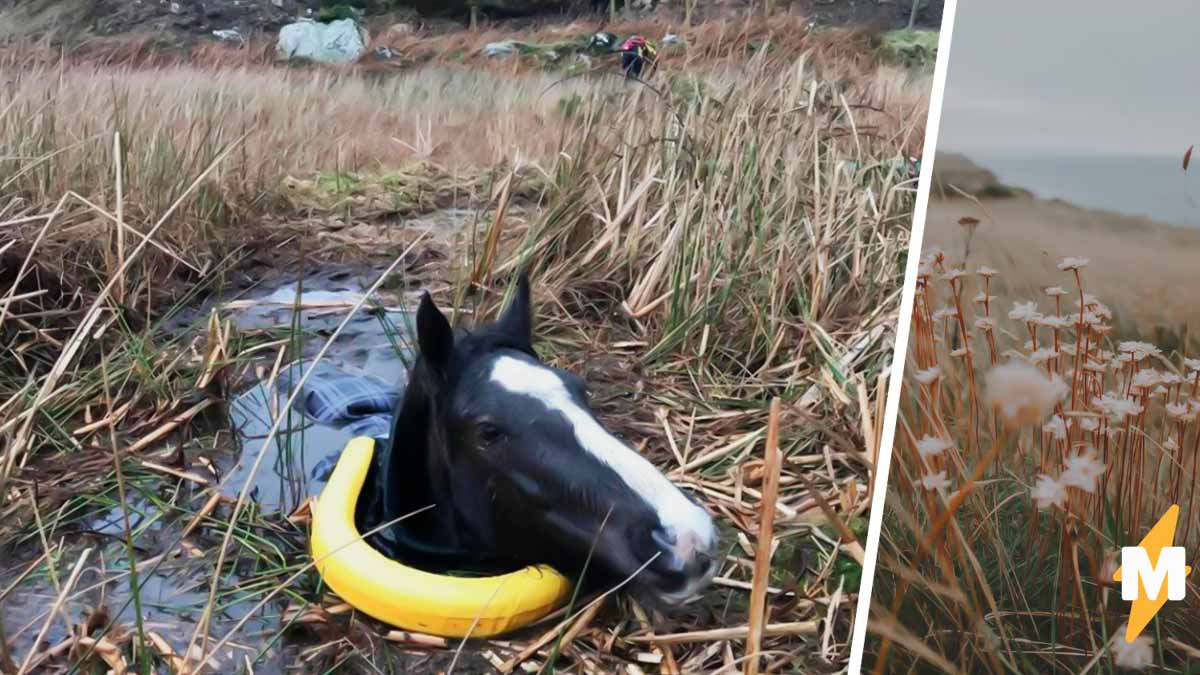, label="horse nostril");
[652,526,700,571]
[650,528,687,573]
[650,525,720,582]
[651,527,676,551]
